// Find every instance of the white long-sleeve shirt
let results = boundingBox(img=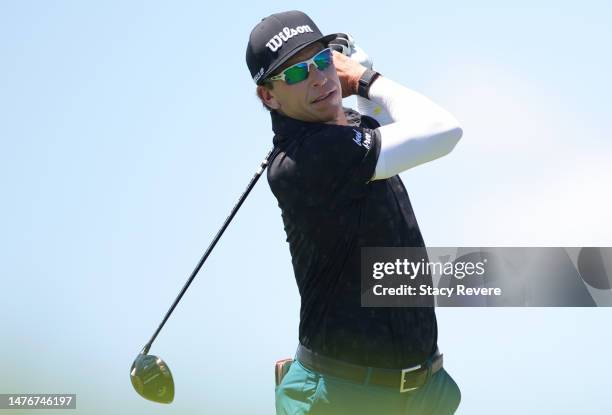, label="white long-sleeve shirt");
[358,77,463,180]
